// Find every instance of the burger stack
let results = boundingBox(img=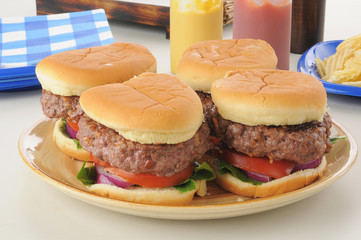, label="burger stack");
[37,43,215,205]
[37,38,333,205]
[37,42,157,161]
[176,39,332,198]
[77,72,213,205]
